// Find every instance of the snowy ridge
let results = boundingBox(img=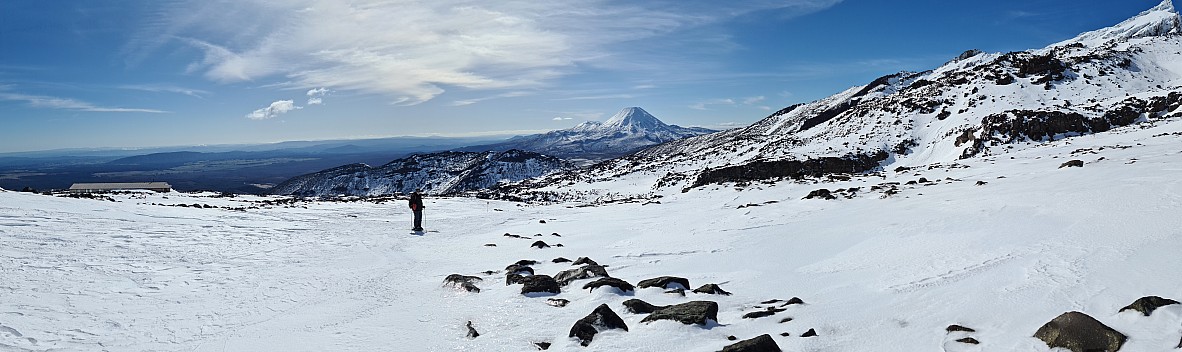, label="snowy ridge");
[1054,0,1181,48]
[497,1,1182,202]
[472,107,714,160]
[271,149,572,197]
